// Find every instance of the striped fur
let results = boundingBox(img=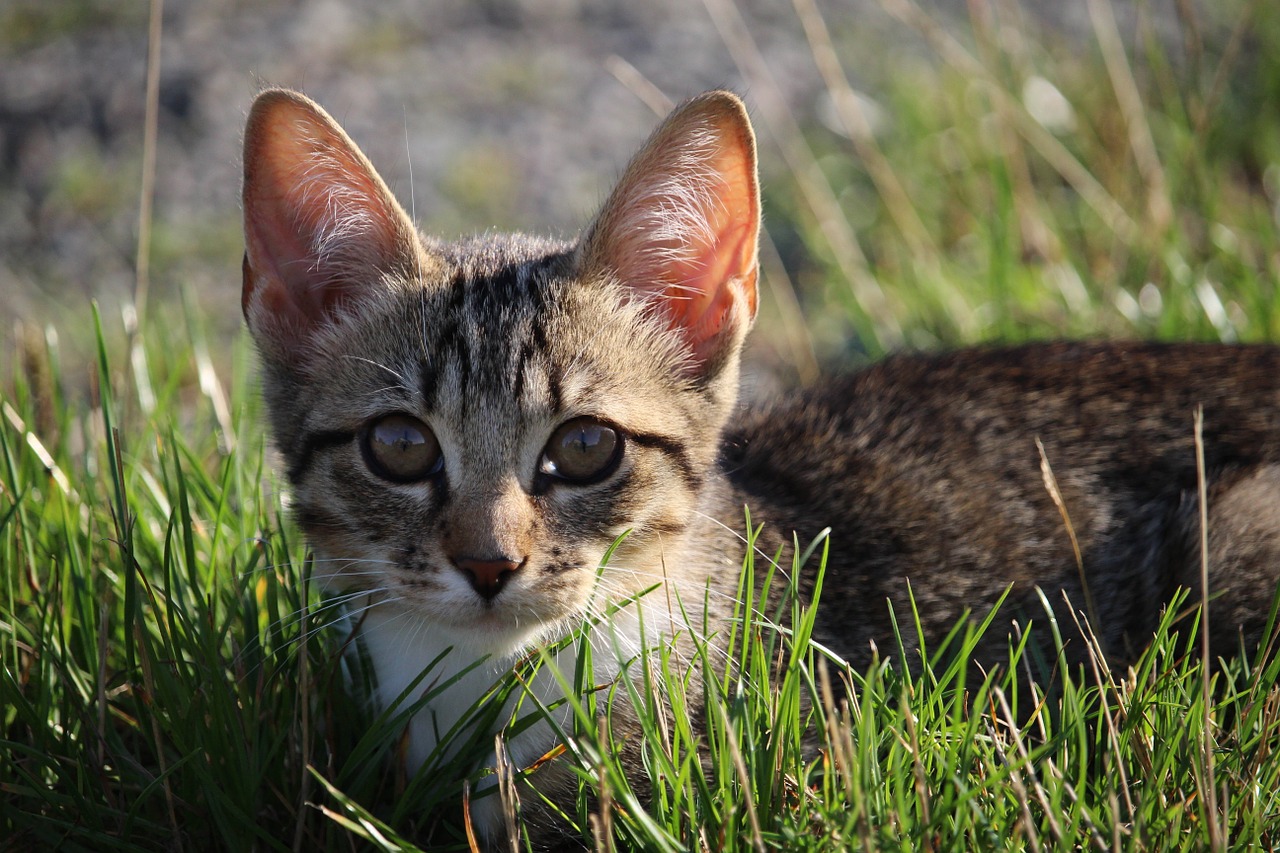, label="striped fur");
[243,89,1280,850]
